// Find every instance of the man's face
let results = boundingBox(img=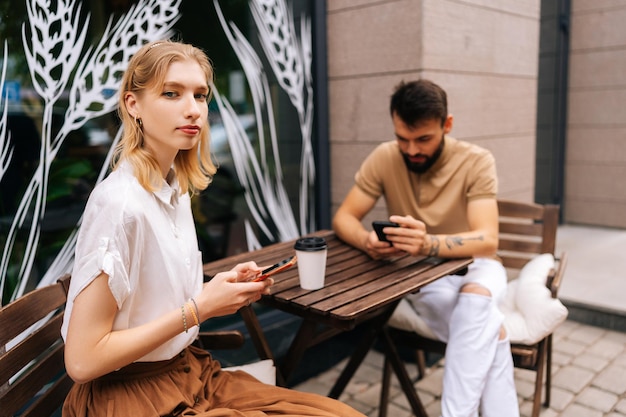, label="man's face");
[392,113,453,174]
